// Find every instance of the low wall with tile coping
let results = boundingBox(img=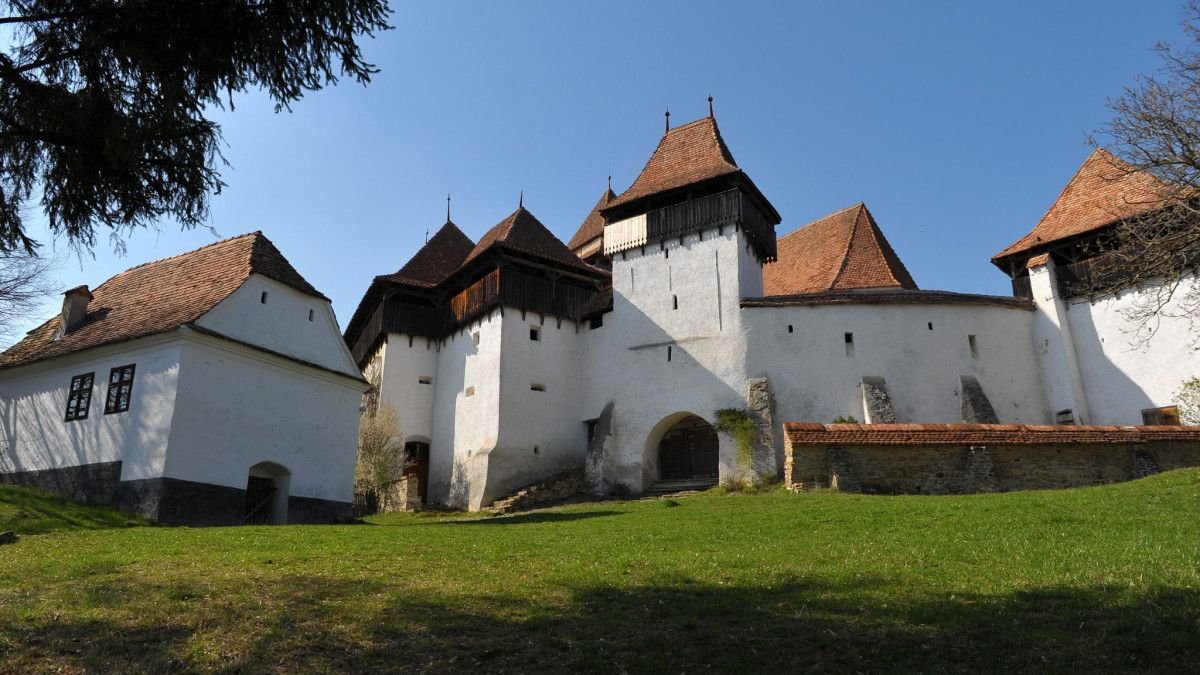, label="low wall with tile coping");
[784,423,1200,494]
